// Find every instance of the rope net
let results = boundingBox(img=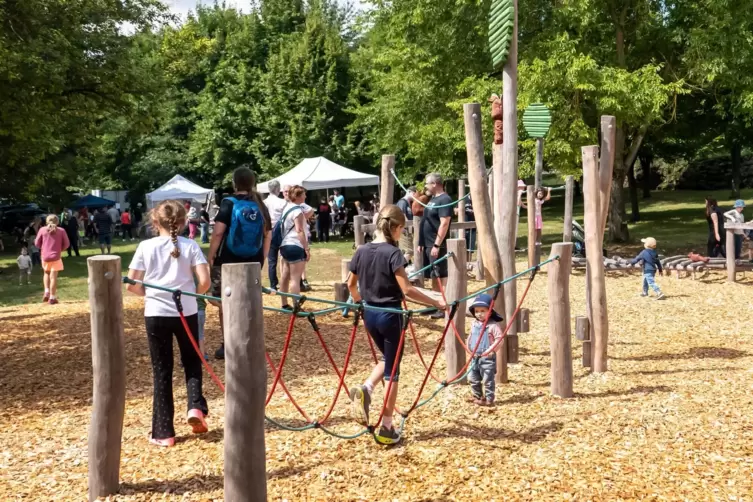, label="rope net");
[123,256,557,443]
